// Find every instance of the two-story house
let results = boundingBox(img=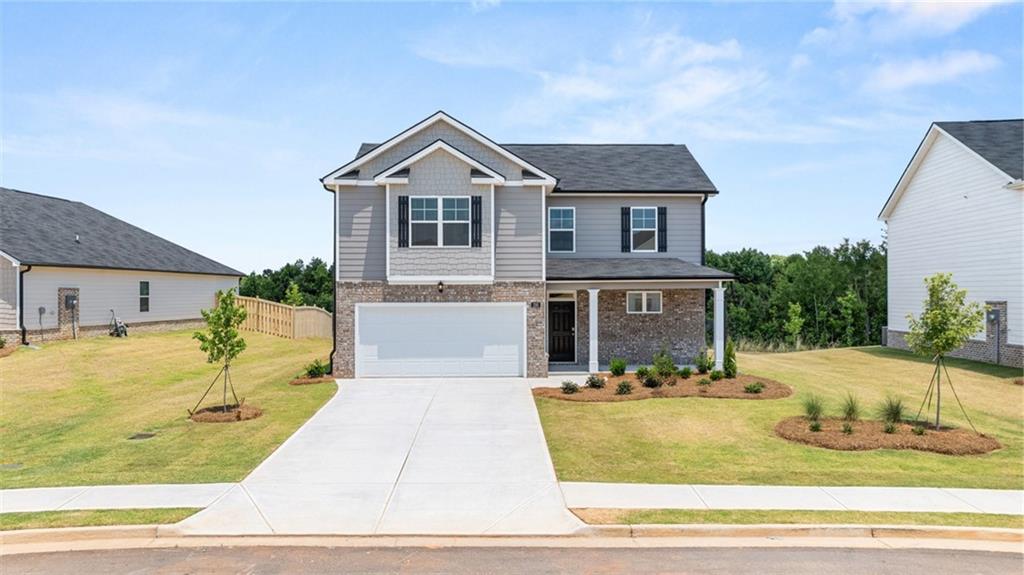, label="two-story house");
[322,112,732,378]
